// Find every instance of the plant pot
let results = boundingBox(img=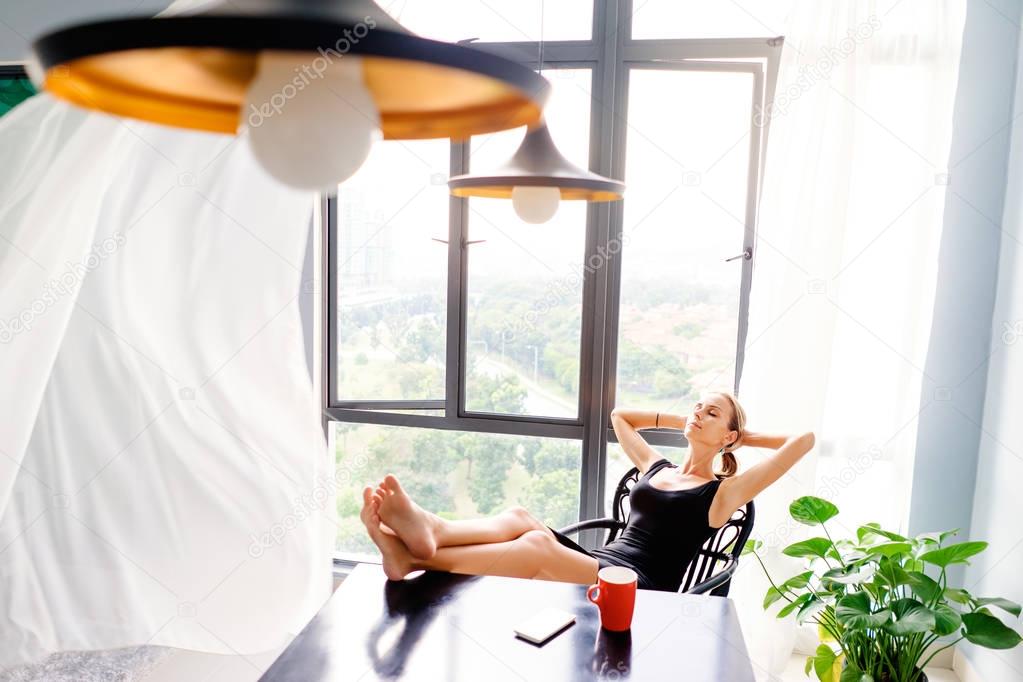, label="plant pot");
[876,670,928,682]
[842,661,928,682]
